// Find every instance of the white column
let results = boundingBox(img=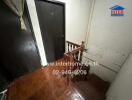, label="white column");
[26,0,47,66]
